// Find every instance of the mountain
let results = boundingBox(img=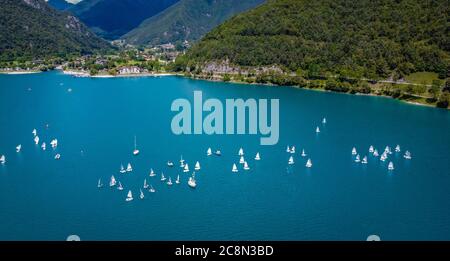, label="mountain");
[182,0,449,79]
[0,0,111,62]
[122,0,266,46]
[46,0,74,10]
[68,0,180,39]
